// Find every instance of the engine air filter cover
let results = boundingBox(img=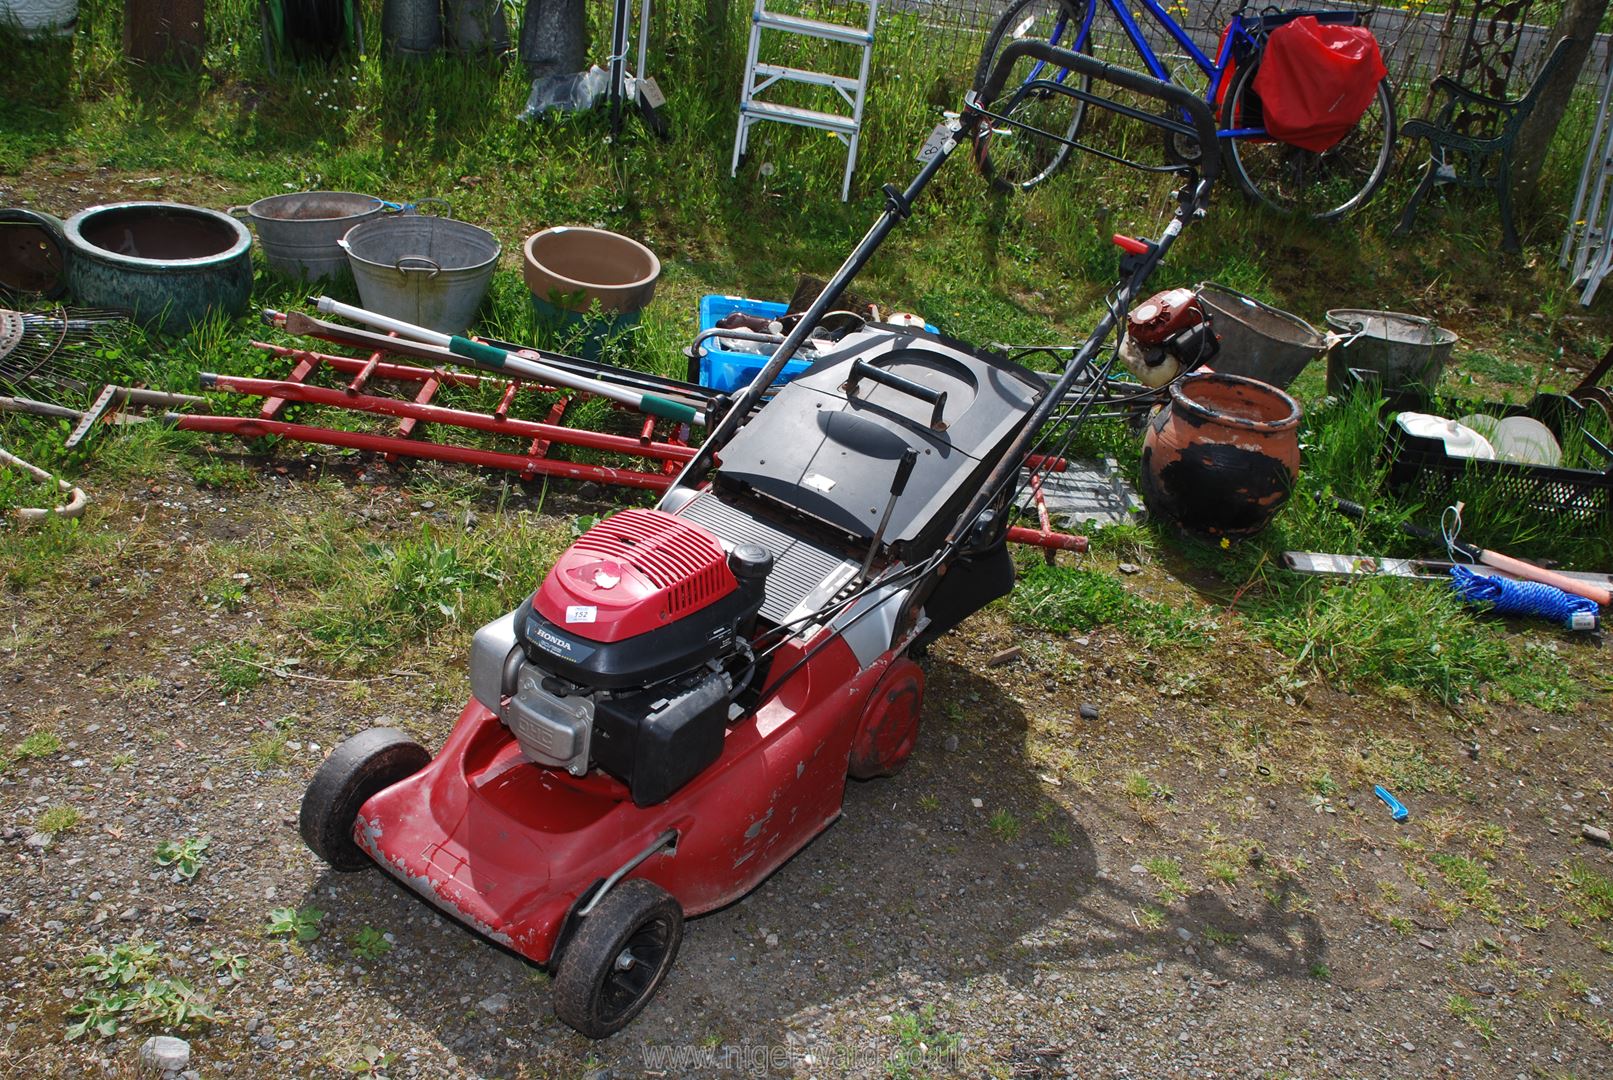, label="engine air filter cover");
[533,508,736,643]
